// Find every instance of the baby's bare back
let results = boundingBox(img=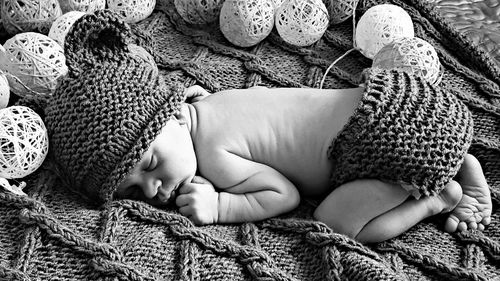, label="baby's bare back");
[192,87,364,196]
